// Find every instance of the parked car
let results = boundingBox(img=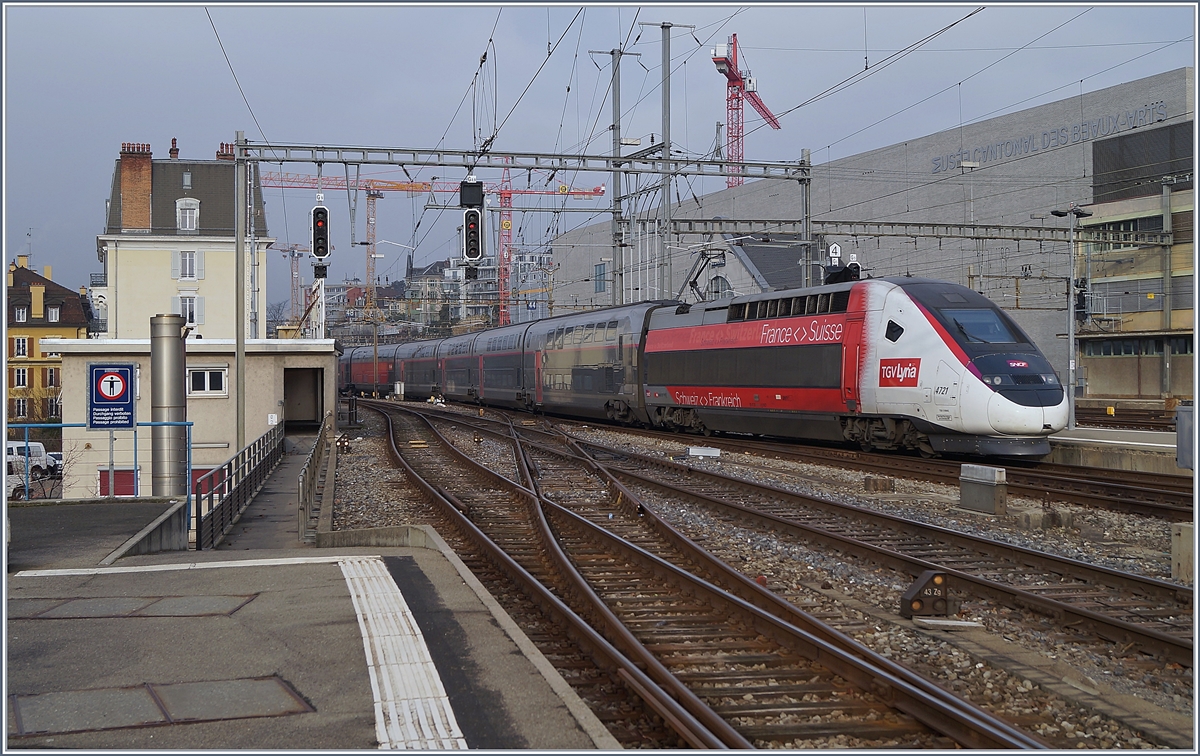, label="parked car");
[6,441,49,479]
[47,452,63,478]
